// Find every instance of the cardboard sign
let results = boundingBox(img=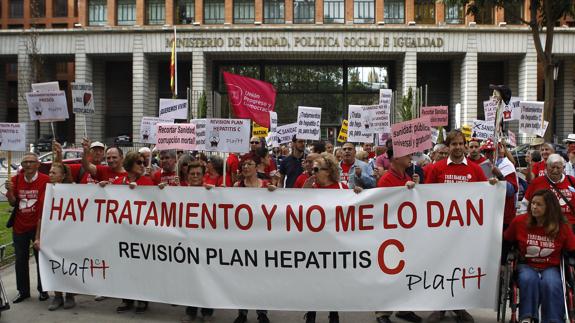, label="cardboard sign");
[379,89,393,106]
[461,124,472,142]
[431,127,447,144]
[337,120,349,143]
[155,123,196,151]
[502,97,521,121]
[190,119,206,151]
[471,120,495,141]
[139,117,174,144]
[32,81,59,92]
[483,100,497,122]
[277,123,298,145]
[204,119,250,153]
[71,82,95,114]
[159,99,188,120]
[363,104,391,134]
[0,123,27,152]
[347,105,373,143]
[265,132,279,148]
[420,106,449,127]
[376,133,391,146]
[252,122,269,138]
[507,130,516,147]
[296,106,321,140]
[26,91,69,121]
[269,112,278,133]
[223,72,276,128]
[390,116,433,158]
[519,101,545,135]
